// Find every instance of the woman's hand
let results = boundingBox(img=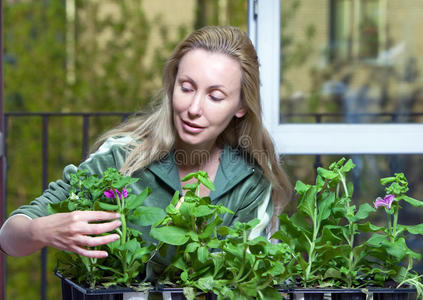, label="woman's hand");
[32,211,121,258]
[0,211,121,258]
